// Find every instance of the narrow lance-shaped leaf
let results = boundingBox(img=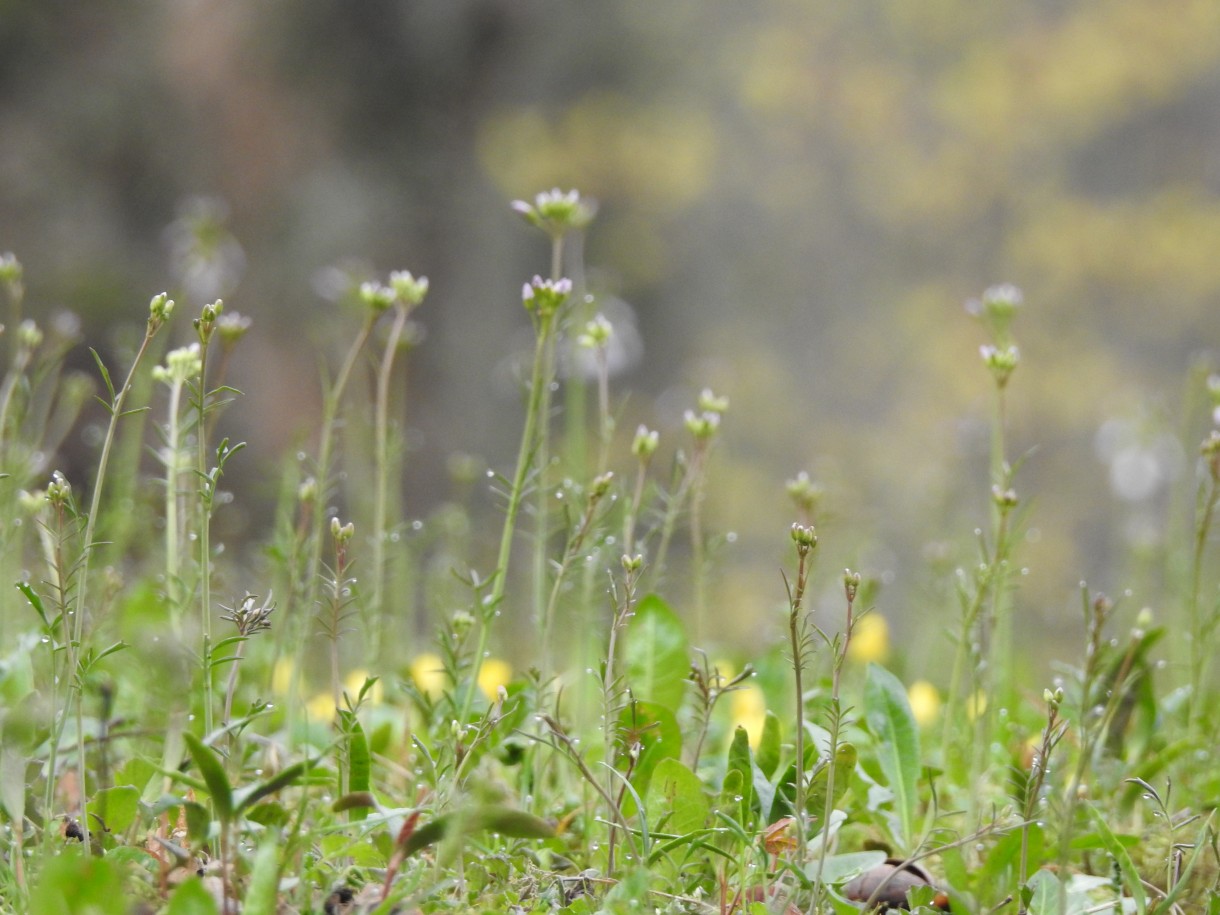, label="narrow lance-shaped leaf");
[864,664,919,848]
[182,732,232,821]
[347,720,371,822]
[233,756,320,815]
